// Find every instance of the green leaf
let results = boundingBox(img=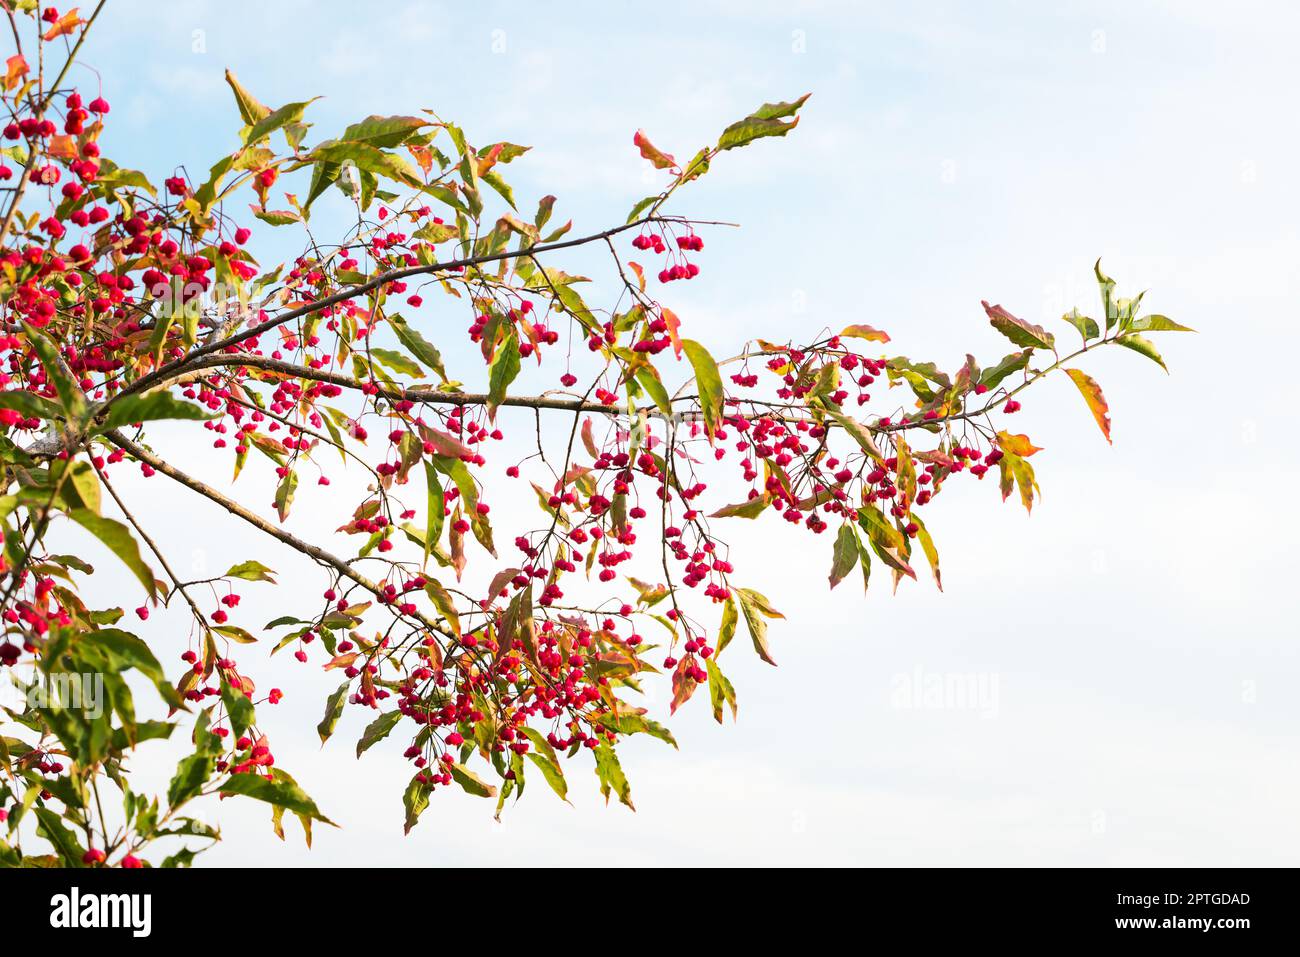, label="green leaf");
[520,727,568,802]
[225,559,278,584]
[412,220,461,245]
[626,194,657,224]
[716,94,810,151]
[224,69,271,125]
[733,587,783,665]
[481,170,517,210]
[402,776,430,834]
[1129,314,1195,334]
[682,339,724,439]
[218,773,336,825]
[434,455,494,556]
[317,680,349,745]
[547,281,601,337]
[244,99,315,147]
[368,347,423,378]
[66,511,158,600]
[1095,259,1118,330]
[91,628,182,708]
[633,366,672,417]
[212,624,257,644]
[824,409,885,462]
[167,752,214,810]
[389,314,448,381]
[600,711,679,748]
[709,496,768,519]
[706,658,737,724]
[424,578,460,636]
[311,141,423,187]
[221,681,255,739]
[715,591,738,656]
[356,711,403,758]
[525,752,568,802]
[1062,308,1100,343]
[829,523,860,589]
[979,351,1031,389]
[34,808,84,865]
[0,389,61,421]
[60,460,100,514]
[910,513,942,590]
[1116,333,1168,372]
[24,325,85,422]
[593,743,634,810]
[857,505,916,579]
[252,207,301,226]
[487,330,521,420]
[854,530,872,593]
[274,470,298,521]
[341,114,428,148]
[423,459,445,563]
